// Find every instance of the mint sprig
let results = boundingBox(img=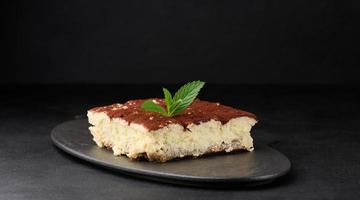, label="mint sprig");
[141,80,205,117]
